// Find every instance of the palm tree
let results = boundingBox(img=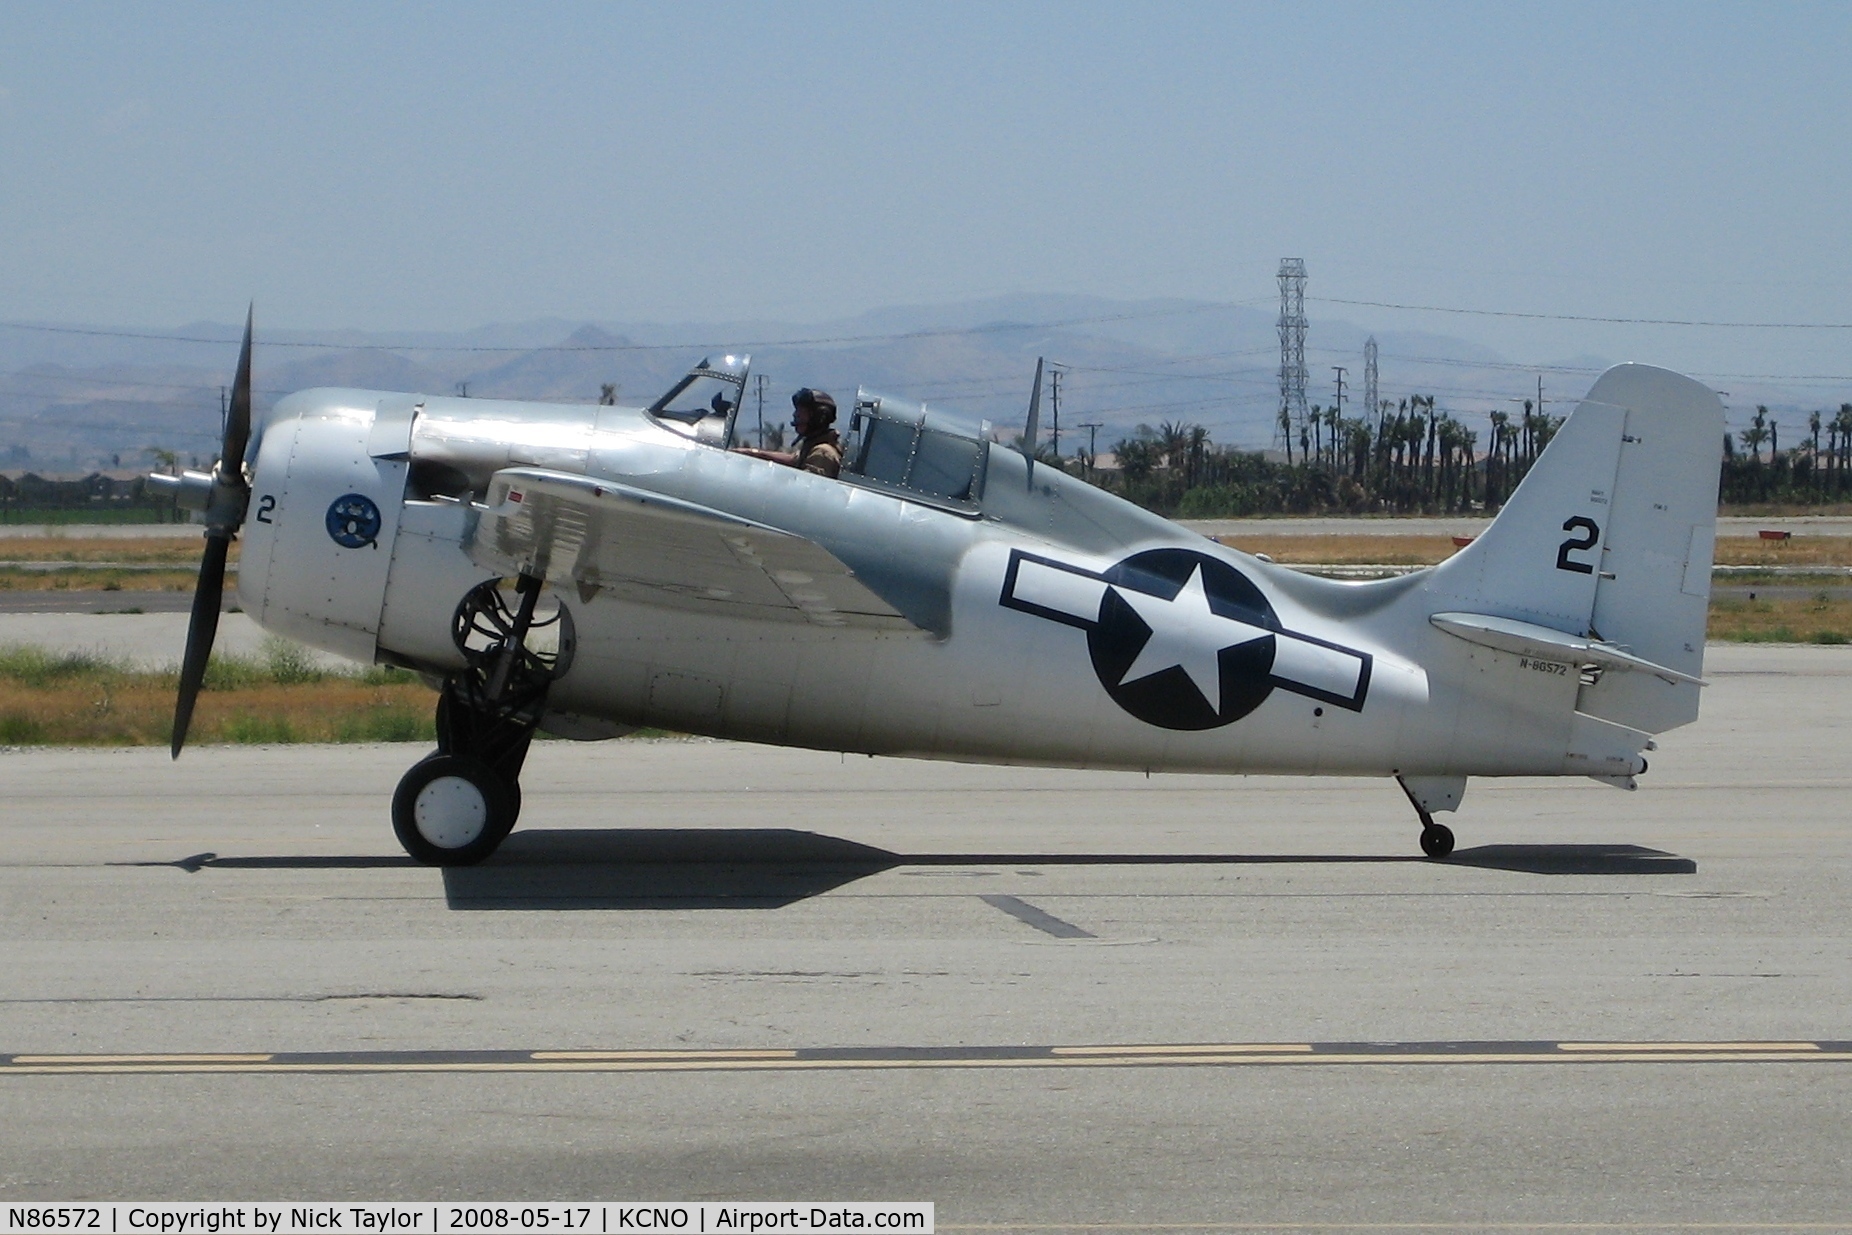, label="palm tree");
[1422,397,1439,507]
[1828,416,1841,495]
[1835,404,1852,494]
[1486,410,1510,507]
[1809,410,1824,494]
[1157,421,1190,474]
[1740,406,1769,465]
